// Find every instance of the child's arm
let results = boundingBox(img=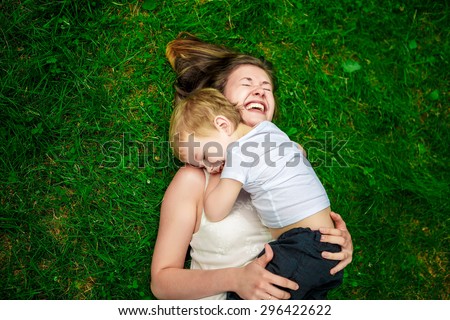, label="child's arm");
[204,178,242,222]
[295,142,307,157]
